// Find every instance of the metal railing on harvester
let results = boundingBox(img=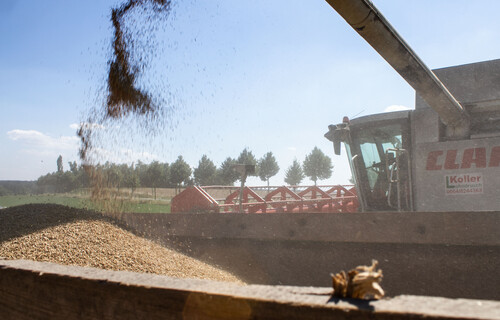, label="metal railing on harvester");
[171,185,359,213]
